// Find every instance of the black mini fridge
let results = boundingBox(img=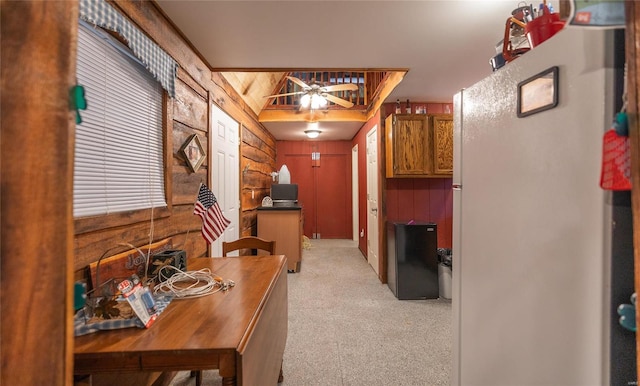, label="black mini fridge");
[387,222,439,300]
